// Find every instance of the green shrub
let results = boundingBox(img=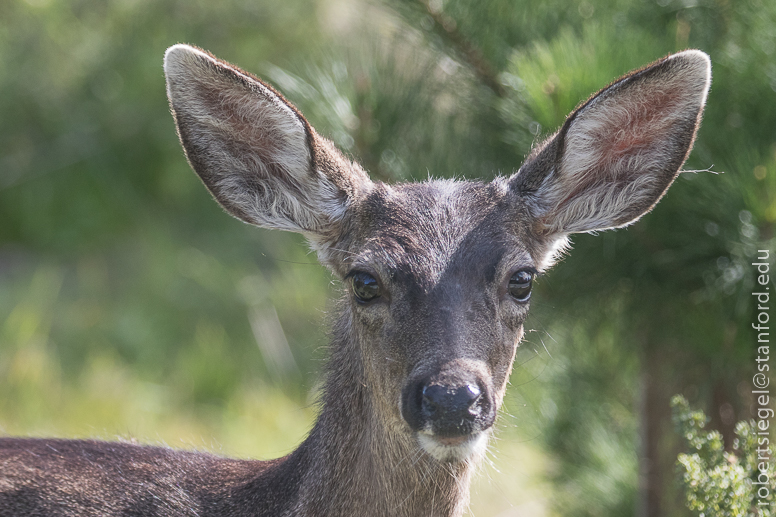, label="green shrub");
[672,395,775,517]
